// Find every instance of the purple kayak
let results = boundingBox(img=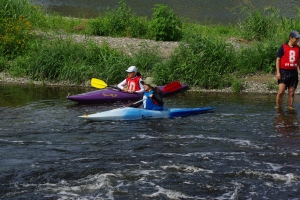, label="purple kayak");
[67,84,188,104]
